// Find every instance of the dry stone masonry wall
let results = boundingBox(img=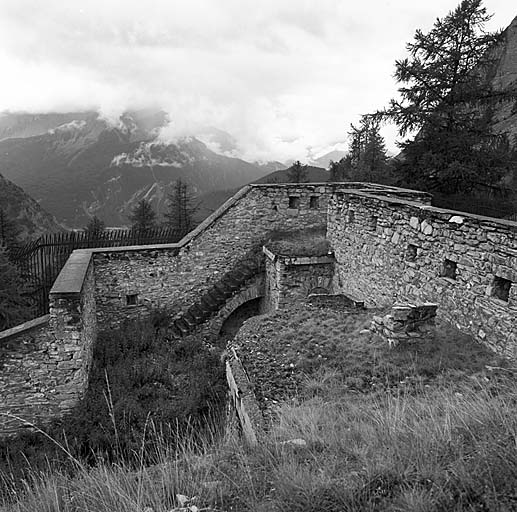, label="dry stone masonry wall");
[263,246,335,311]
[328,192,517,357]
[0,182,481,436]
[0,260,96,435]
